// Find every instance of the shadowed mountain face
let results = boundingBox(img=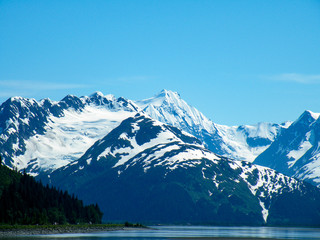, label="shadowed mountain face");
[0,92,139,175]
[2,90,320,225]
[42,114,320,226]
[0,90,284,176]
[255,110,320,186]
[135,89,289,162]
